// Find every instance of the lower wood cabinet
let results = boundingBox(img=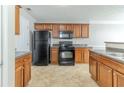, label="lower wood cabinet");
[15,65,24,87]
[75,48,89,64]
[89,51,124,87]
[51,48,58,64]
[23,59,31,86]
[113,71,124,87]
[75,48,82,63]
[97,62,113,87]
[89,56,97,81]
[15,53,32,87]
